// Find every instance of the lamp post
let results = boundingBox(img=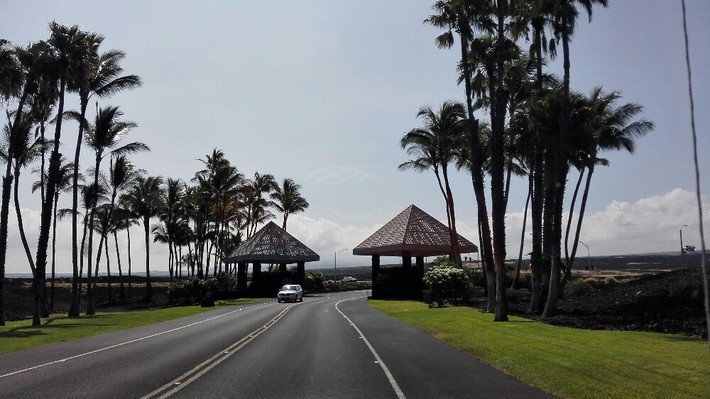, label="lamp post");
[334,248,348,280]
[579,240,591,275]
[680,224,687,268]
